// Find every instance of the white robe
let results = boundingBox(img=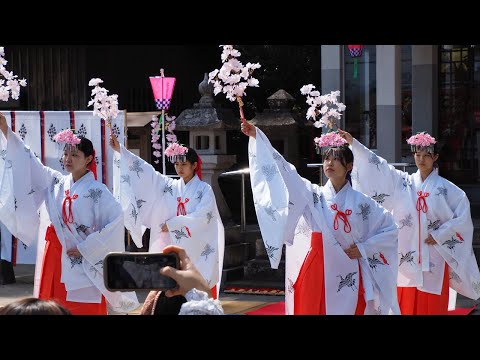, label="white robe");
[249,128,400,314]
[351,138,480,299]
[114,145,224,294]
[0,127,139,312]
